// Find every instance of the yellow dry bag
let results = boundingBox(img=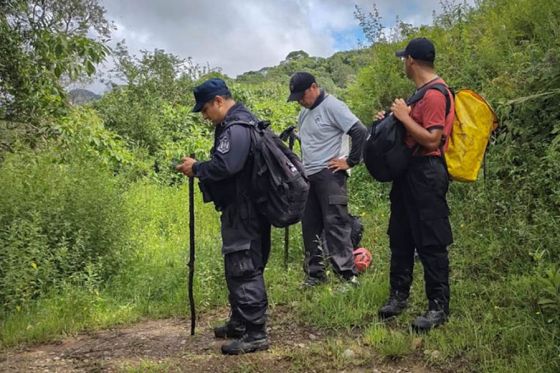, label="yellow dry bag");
[445,90,498,182]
